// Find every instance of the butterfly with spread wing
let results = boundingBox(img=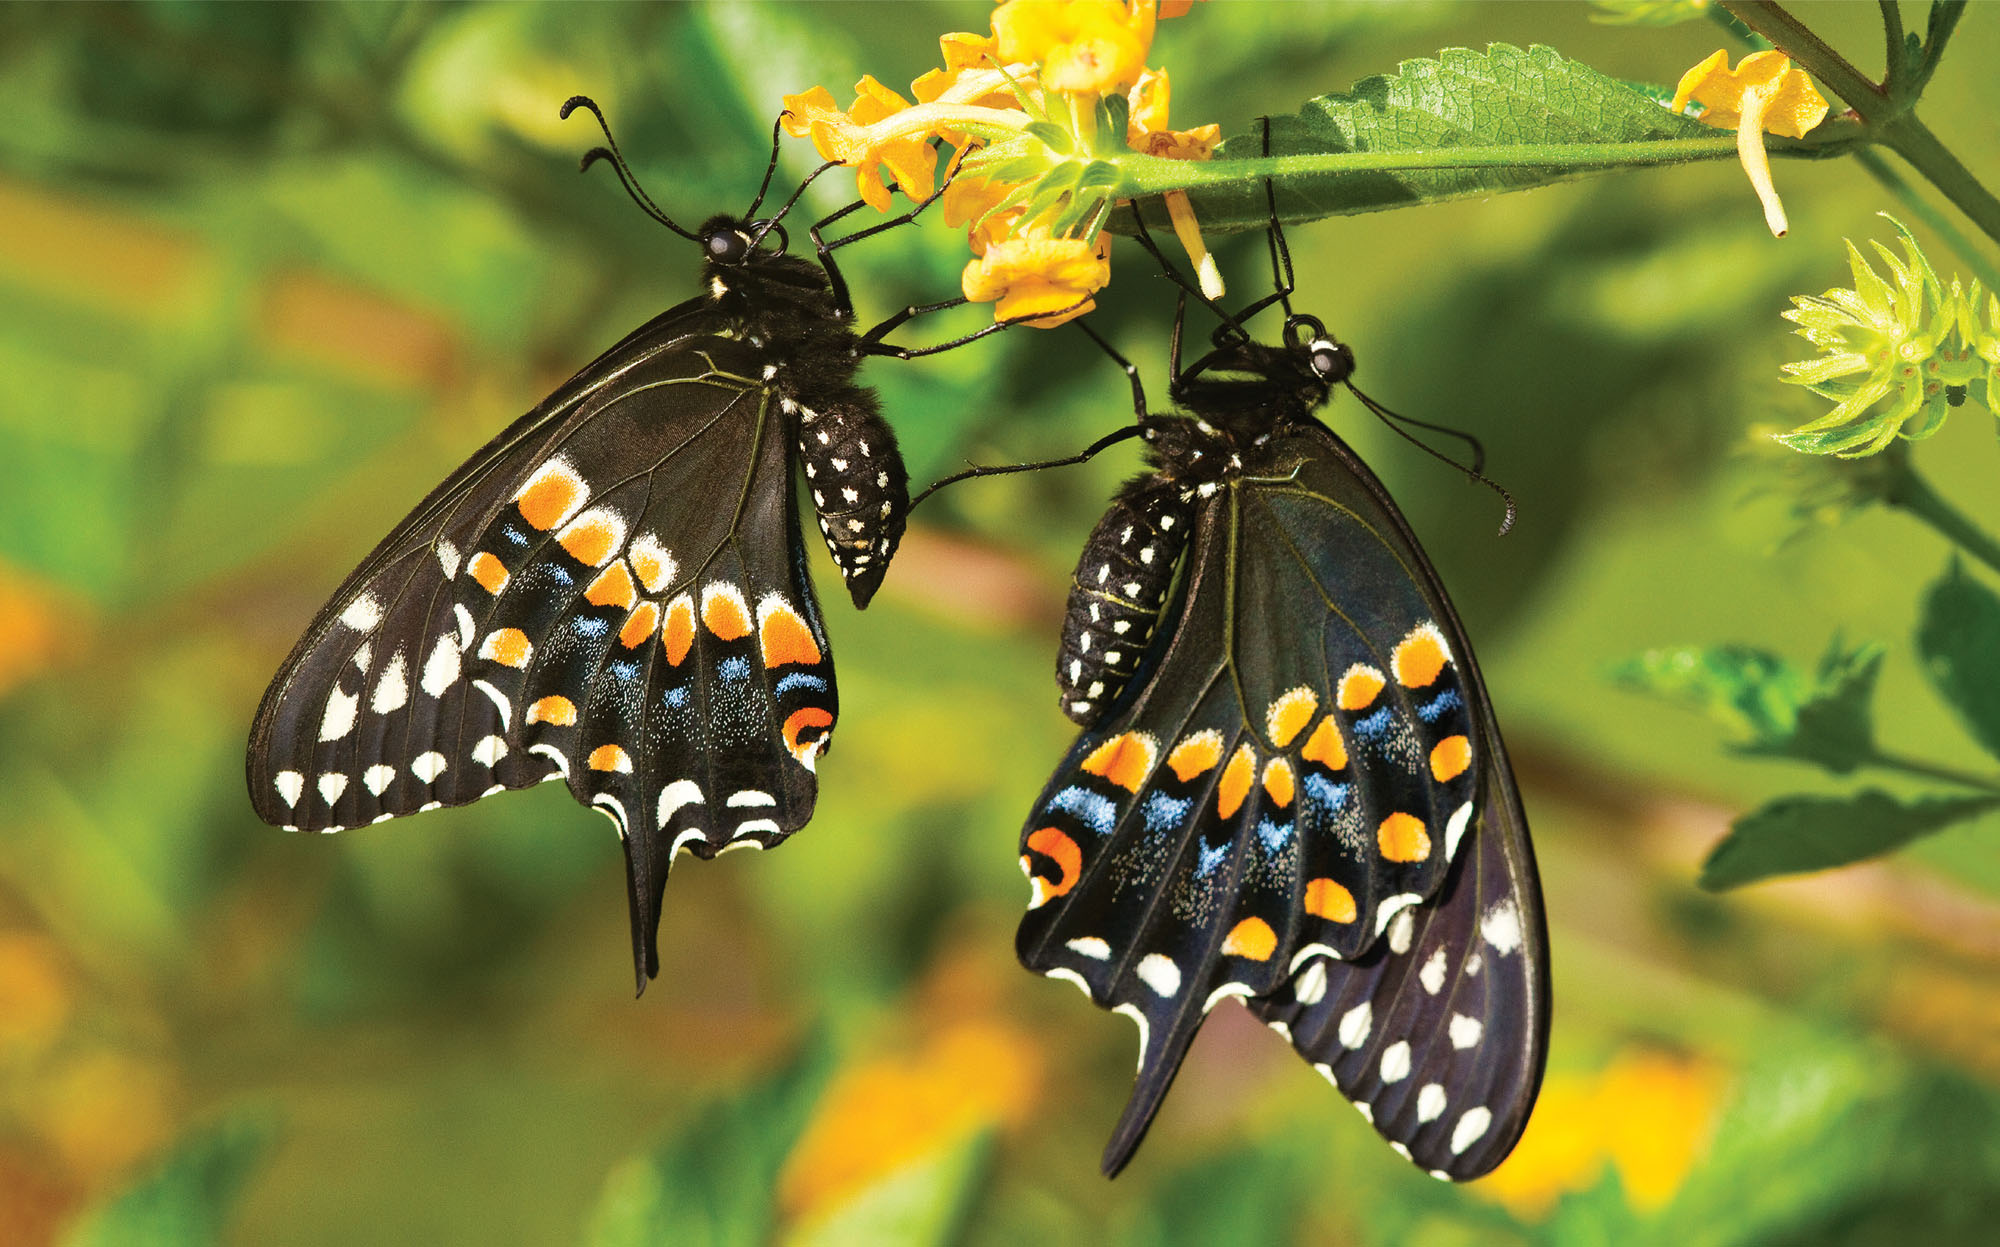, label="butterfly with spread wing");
[247,98,1027,993]
[1010,198,1548,1179]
